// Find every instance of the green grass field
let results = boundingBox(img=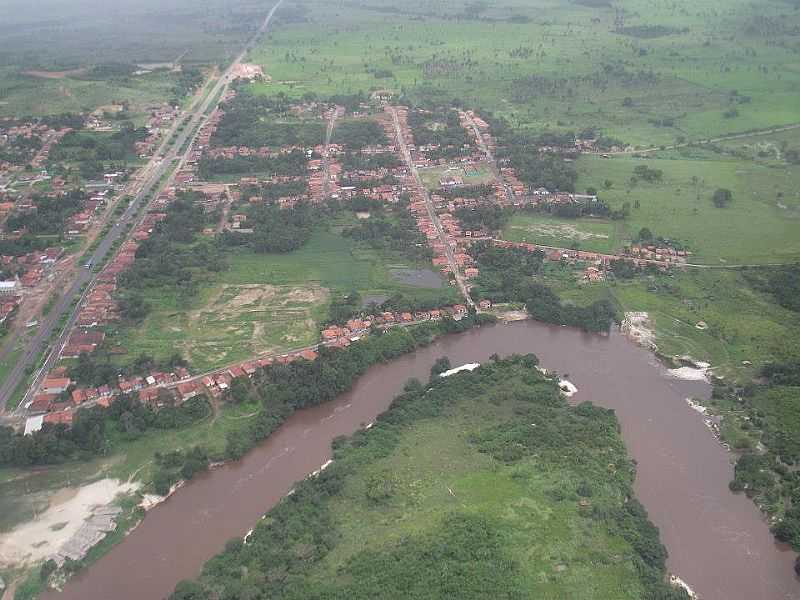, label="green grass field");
[576,154,800,264]
[503,212,624,254]
[107,228,457,372]
[247,0,800,147]
[315,381,646,597]
[0,68,181,119]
